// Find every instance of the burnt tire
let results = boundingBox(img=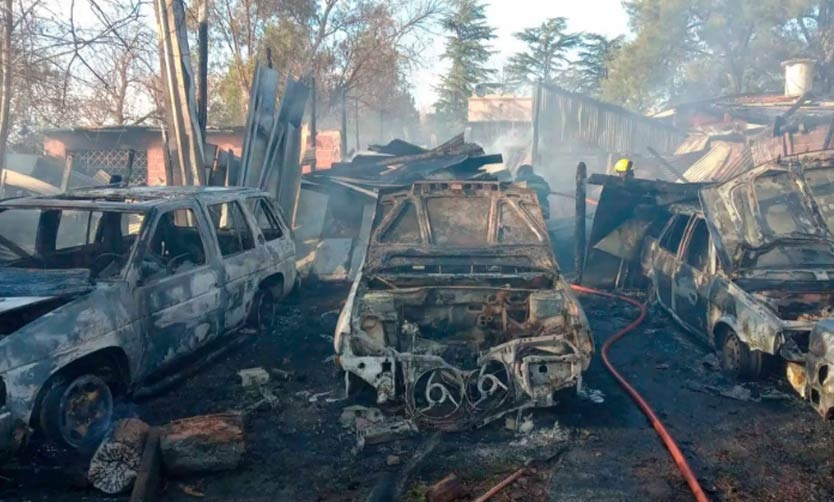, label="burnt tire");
[249,283,280,334]
[39,372,115,450]
[720,330,765,381]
